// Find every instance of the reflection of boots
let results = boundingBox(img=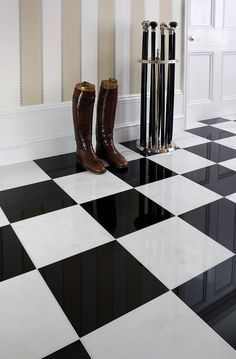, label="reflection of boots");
[96,79,128,168]
[72,82,106,174]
